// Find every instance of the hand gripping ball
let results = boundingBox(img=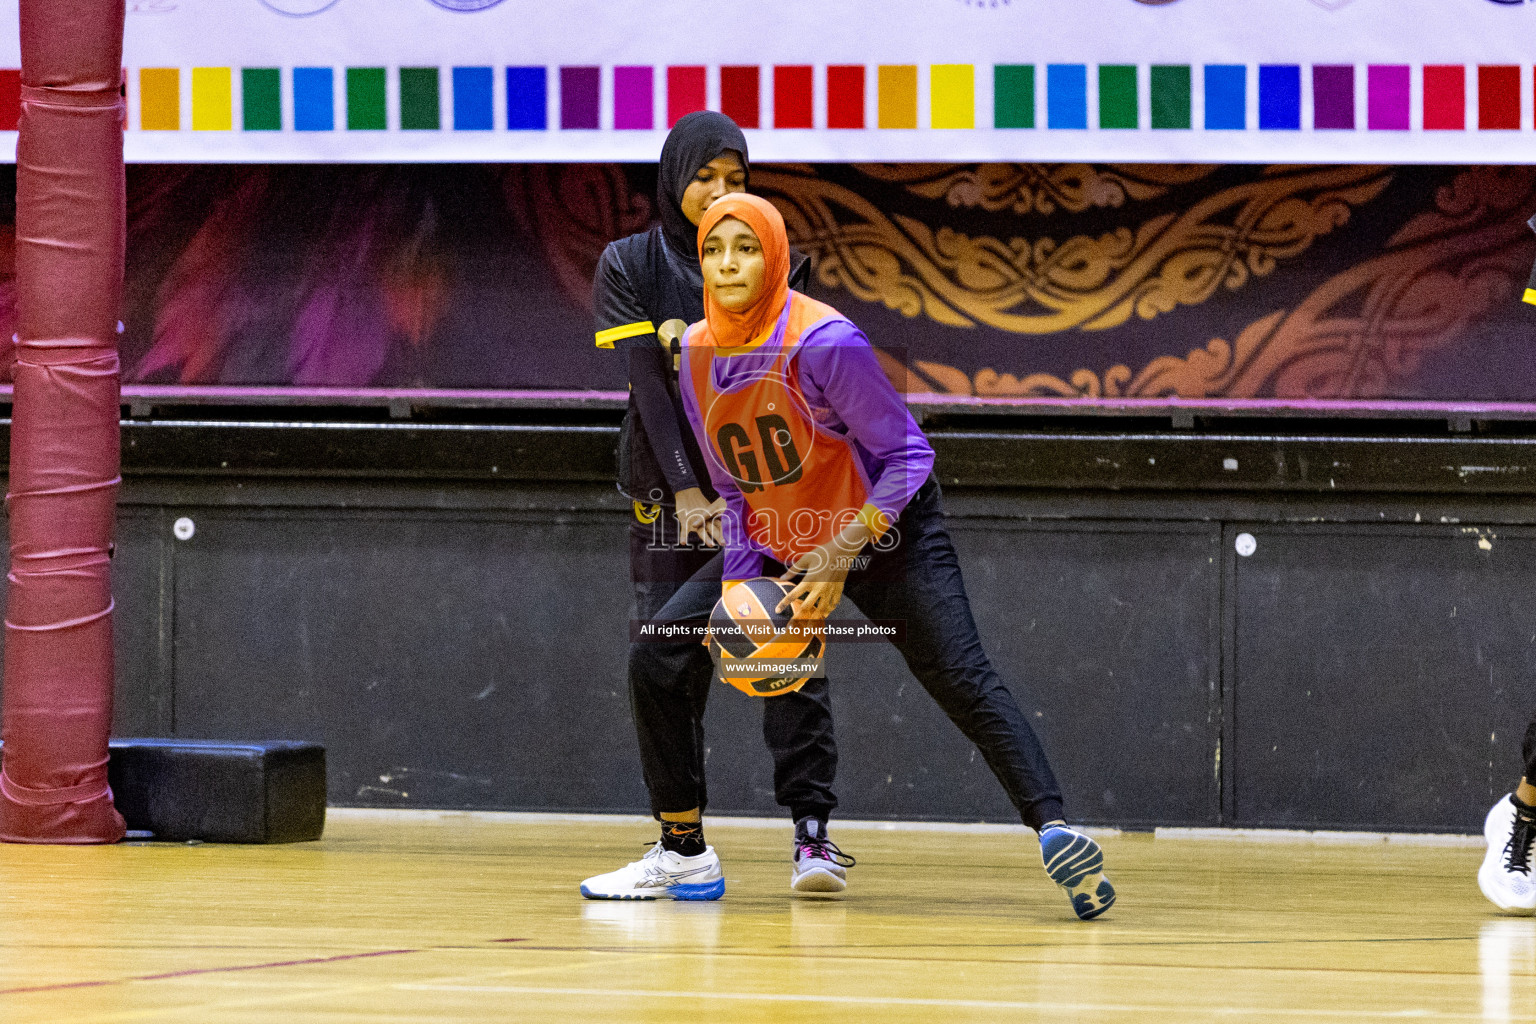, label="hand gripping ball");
[709,577,825,697]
